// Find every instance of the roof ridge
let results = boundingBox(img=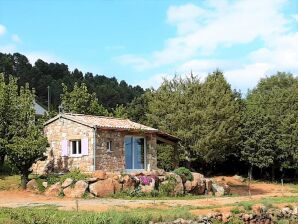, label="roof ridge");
[64,113,131,121]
